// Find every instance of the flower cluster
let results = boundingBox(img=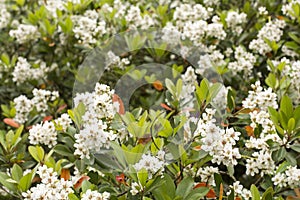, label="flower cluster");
[228,46,256,76]
[73,83,117,159]
[242,81,278,111]
[81,189,110,200]
[245,149,275,176]
[133,151,165,179]
[225,11,247,34]
[13,89,59,124]
[195,109,242,166]
[72,10,107,46]
[227,181,252,200]
[22,165,74,200]
[0,4,11,29]
[282,0,300,20]
[197,166,219,186]
[272,166,300,188]
[249,19,285,55]
[105,51,130,70]
[29,114,71,148]
[12,57,57,85]
[9,24,40,44]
